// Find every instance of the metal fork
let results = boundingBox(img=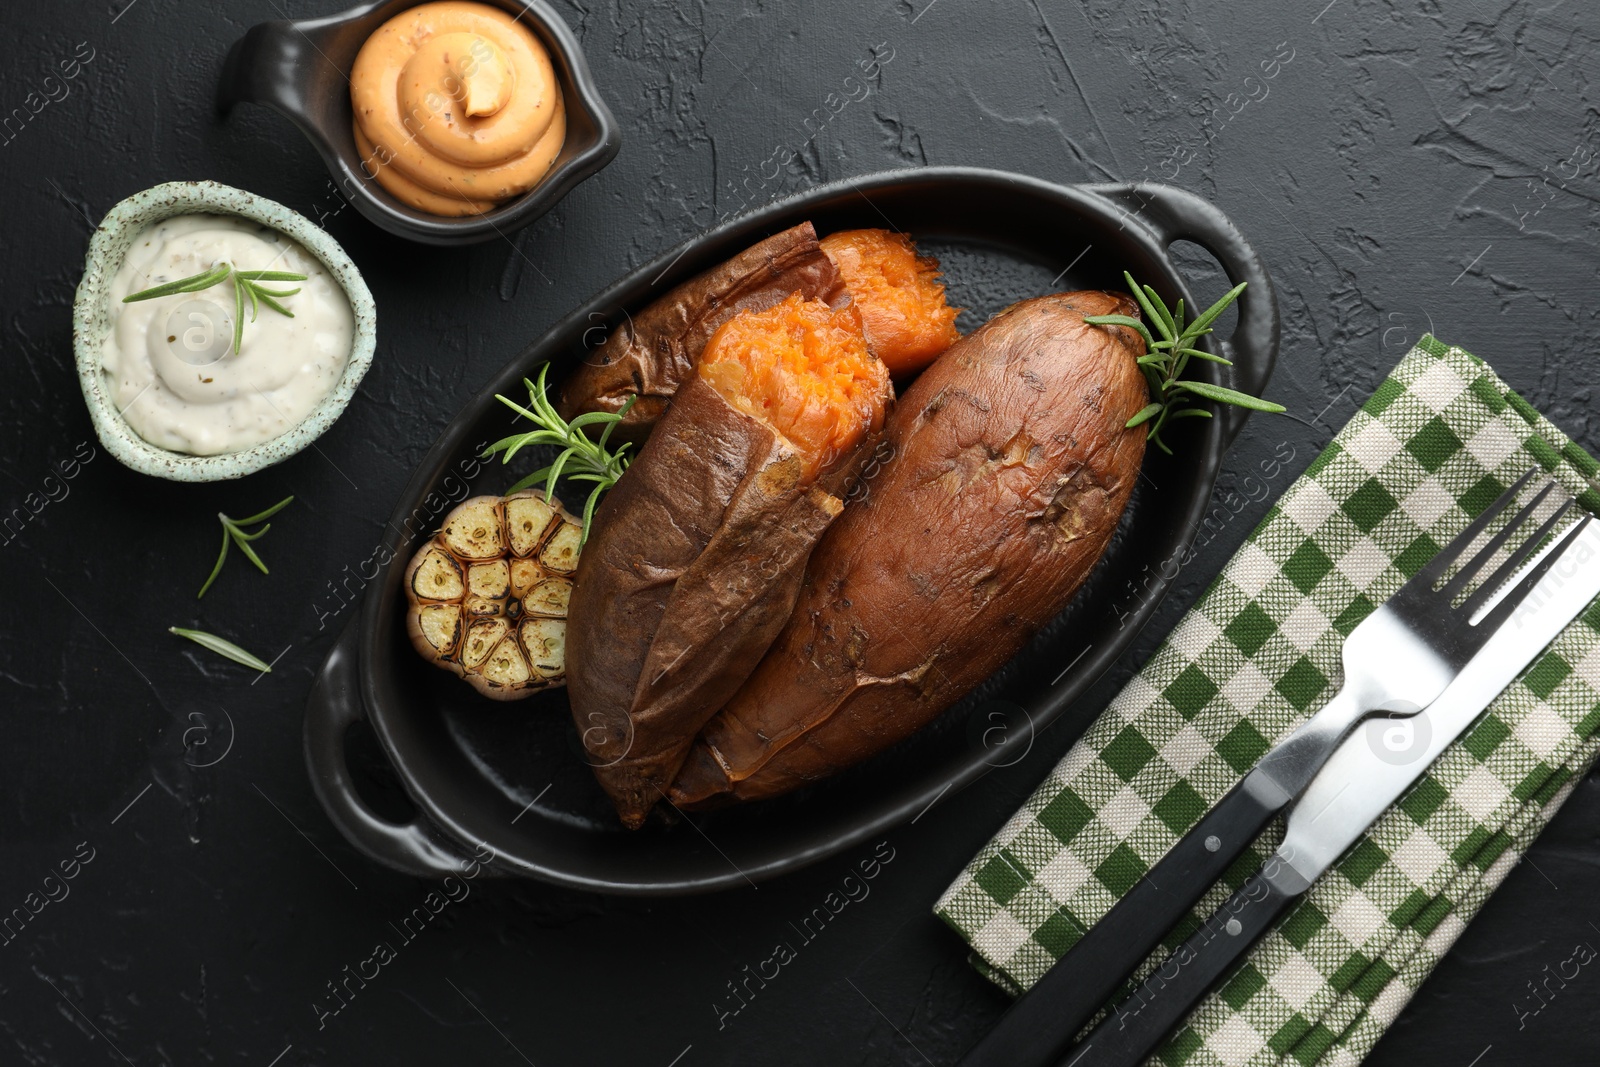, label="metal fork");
[958,470,1584,1067]
[1252,470,1573,795]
